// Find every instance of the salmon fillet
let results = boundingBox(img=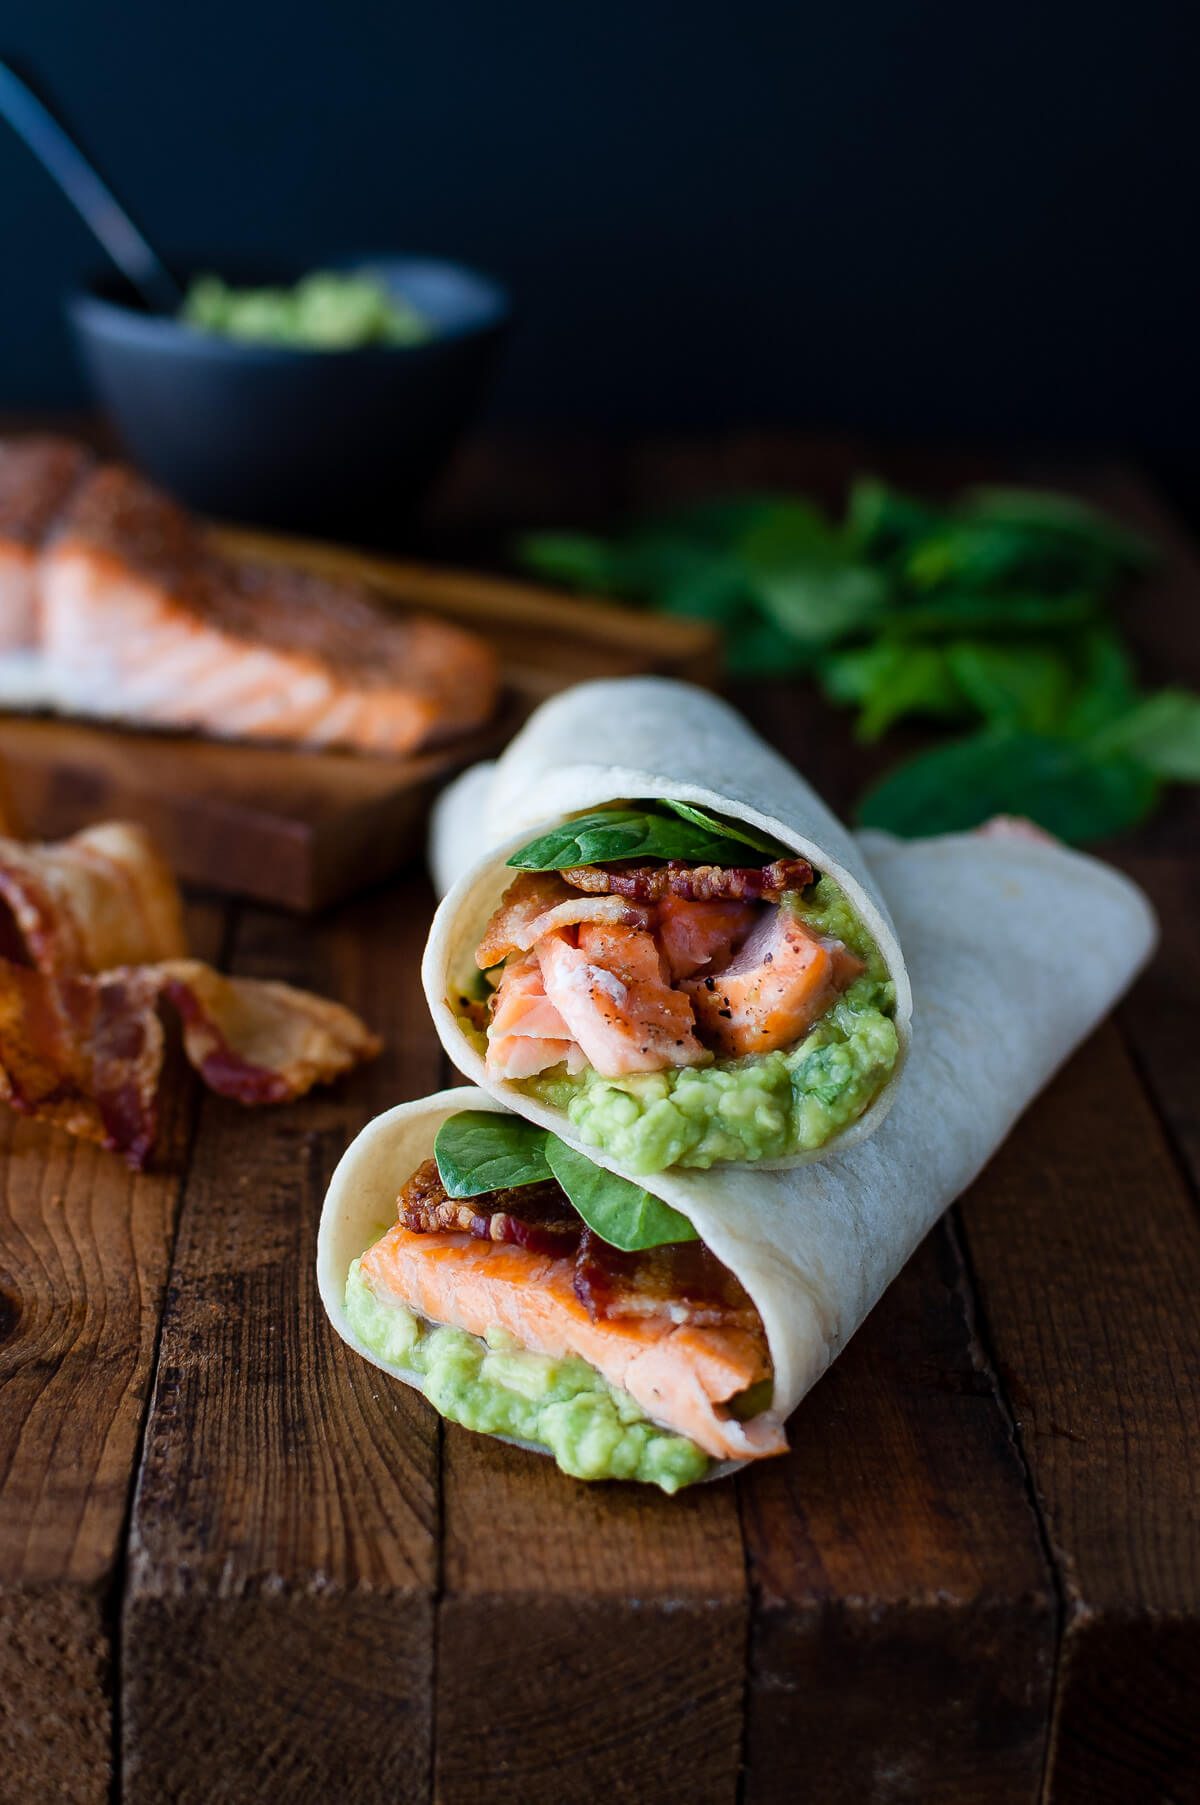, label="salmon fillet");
[34,464,498,754]
[683,907,864,1057]
[0,437,93,651]
[359,1222,784,1461]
